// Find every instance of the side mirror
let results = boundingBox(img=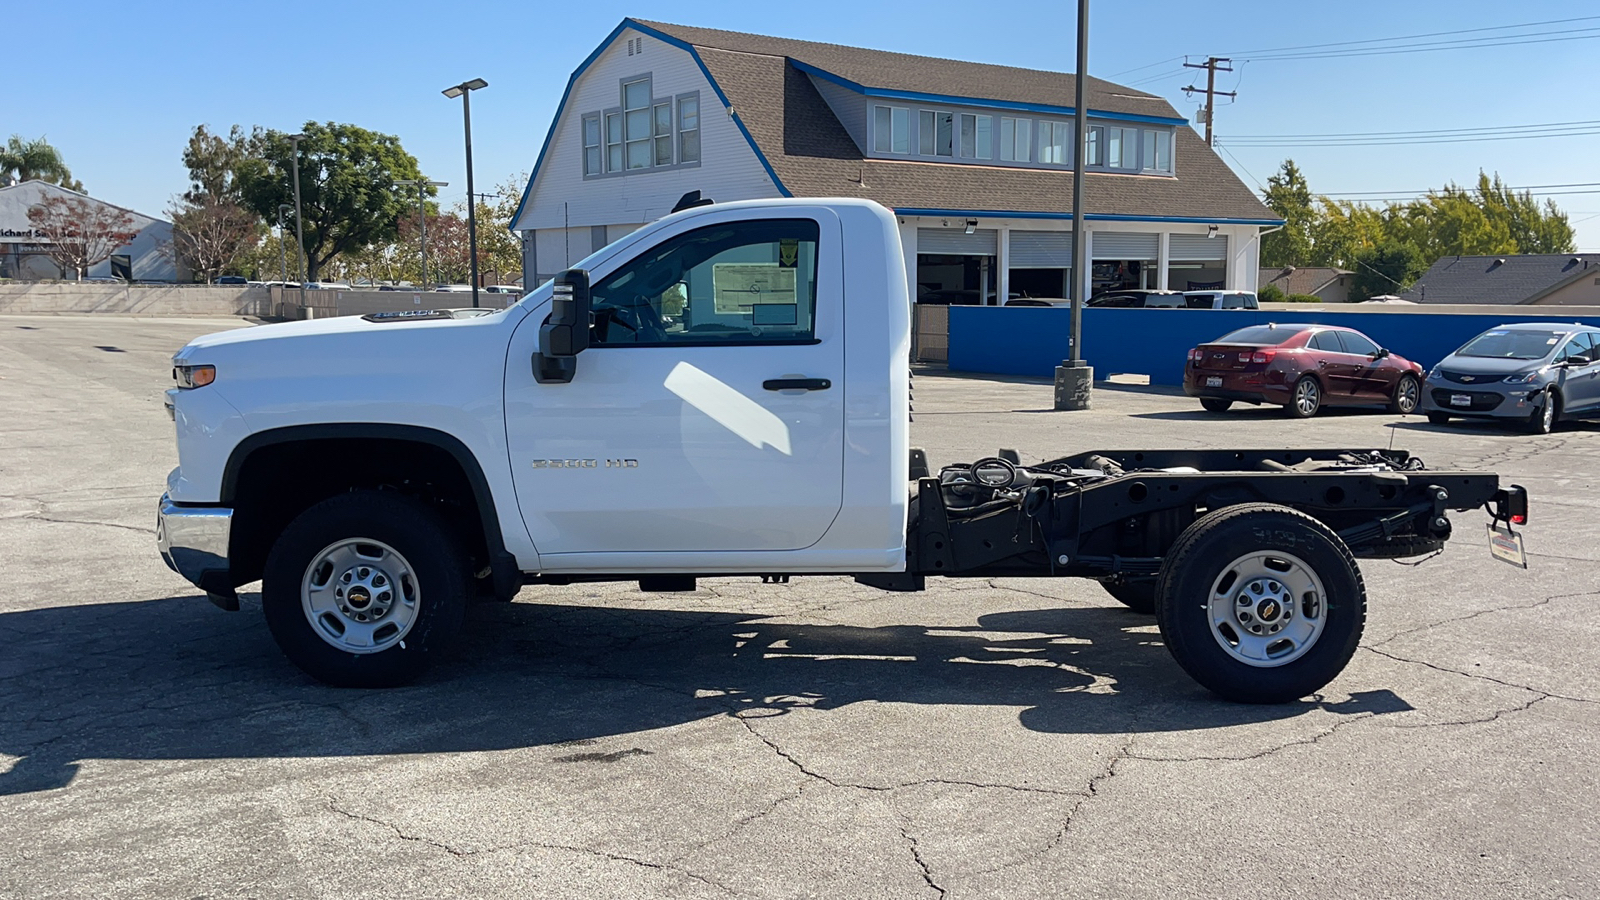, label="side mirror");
[534,269,590,384]
[1374,347,1390,359]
